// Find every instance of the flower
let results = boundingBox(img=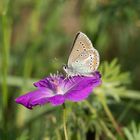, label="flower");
[15,72,101,109]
